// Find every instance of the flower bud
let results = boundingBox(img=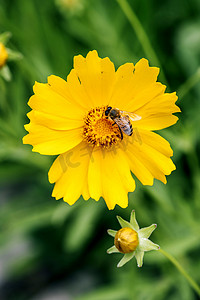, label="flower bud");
[114,227,139,253]
[0,43,8,68]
